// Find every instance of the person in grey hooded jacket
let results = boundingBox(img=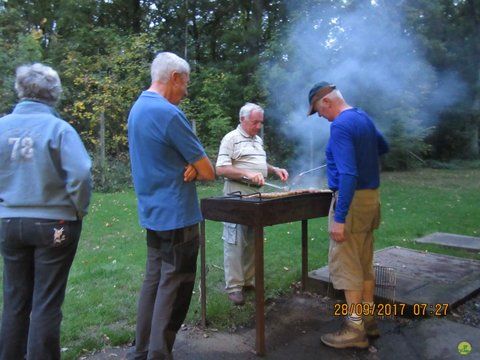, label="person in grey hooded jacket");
[0,63,92,360]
